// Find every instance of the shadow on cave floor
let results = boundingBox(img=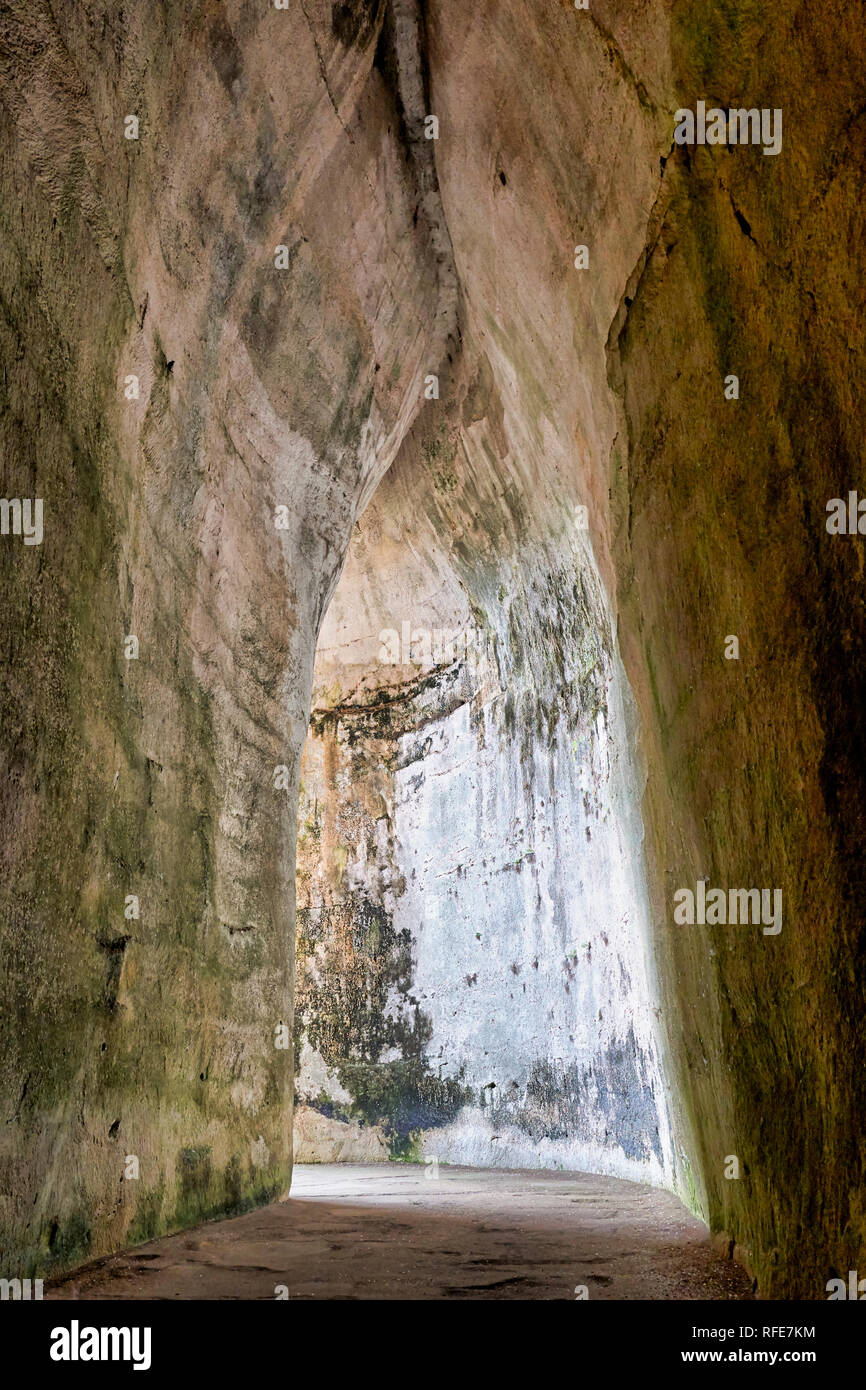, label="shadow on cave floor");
[46,1165,753,1301]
